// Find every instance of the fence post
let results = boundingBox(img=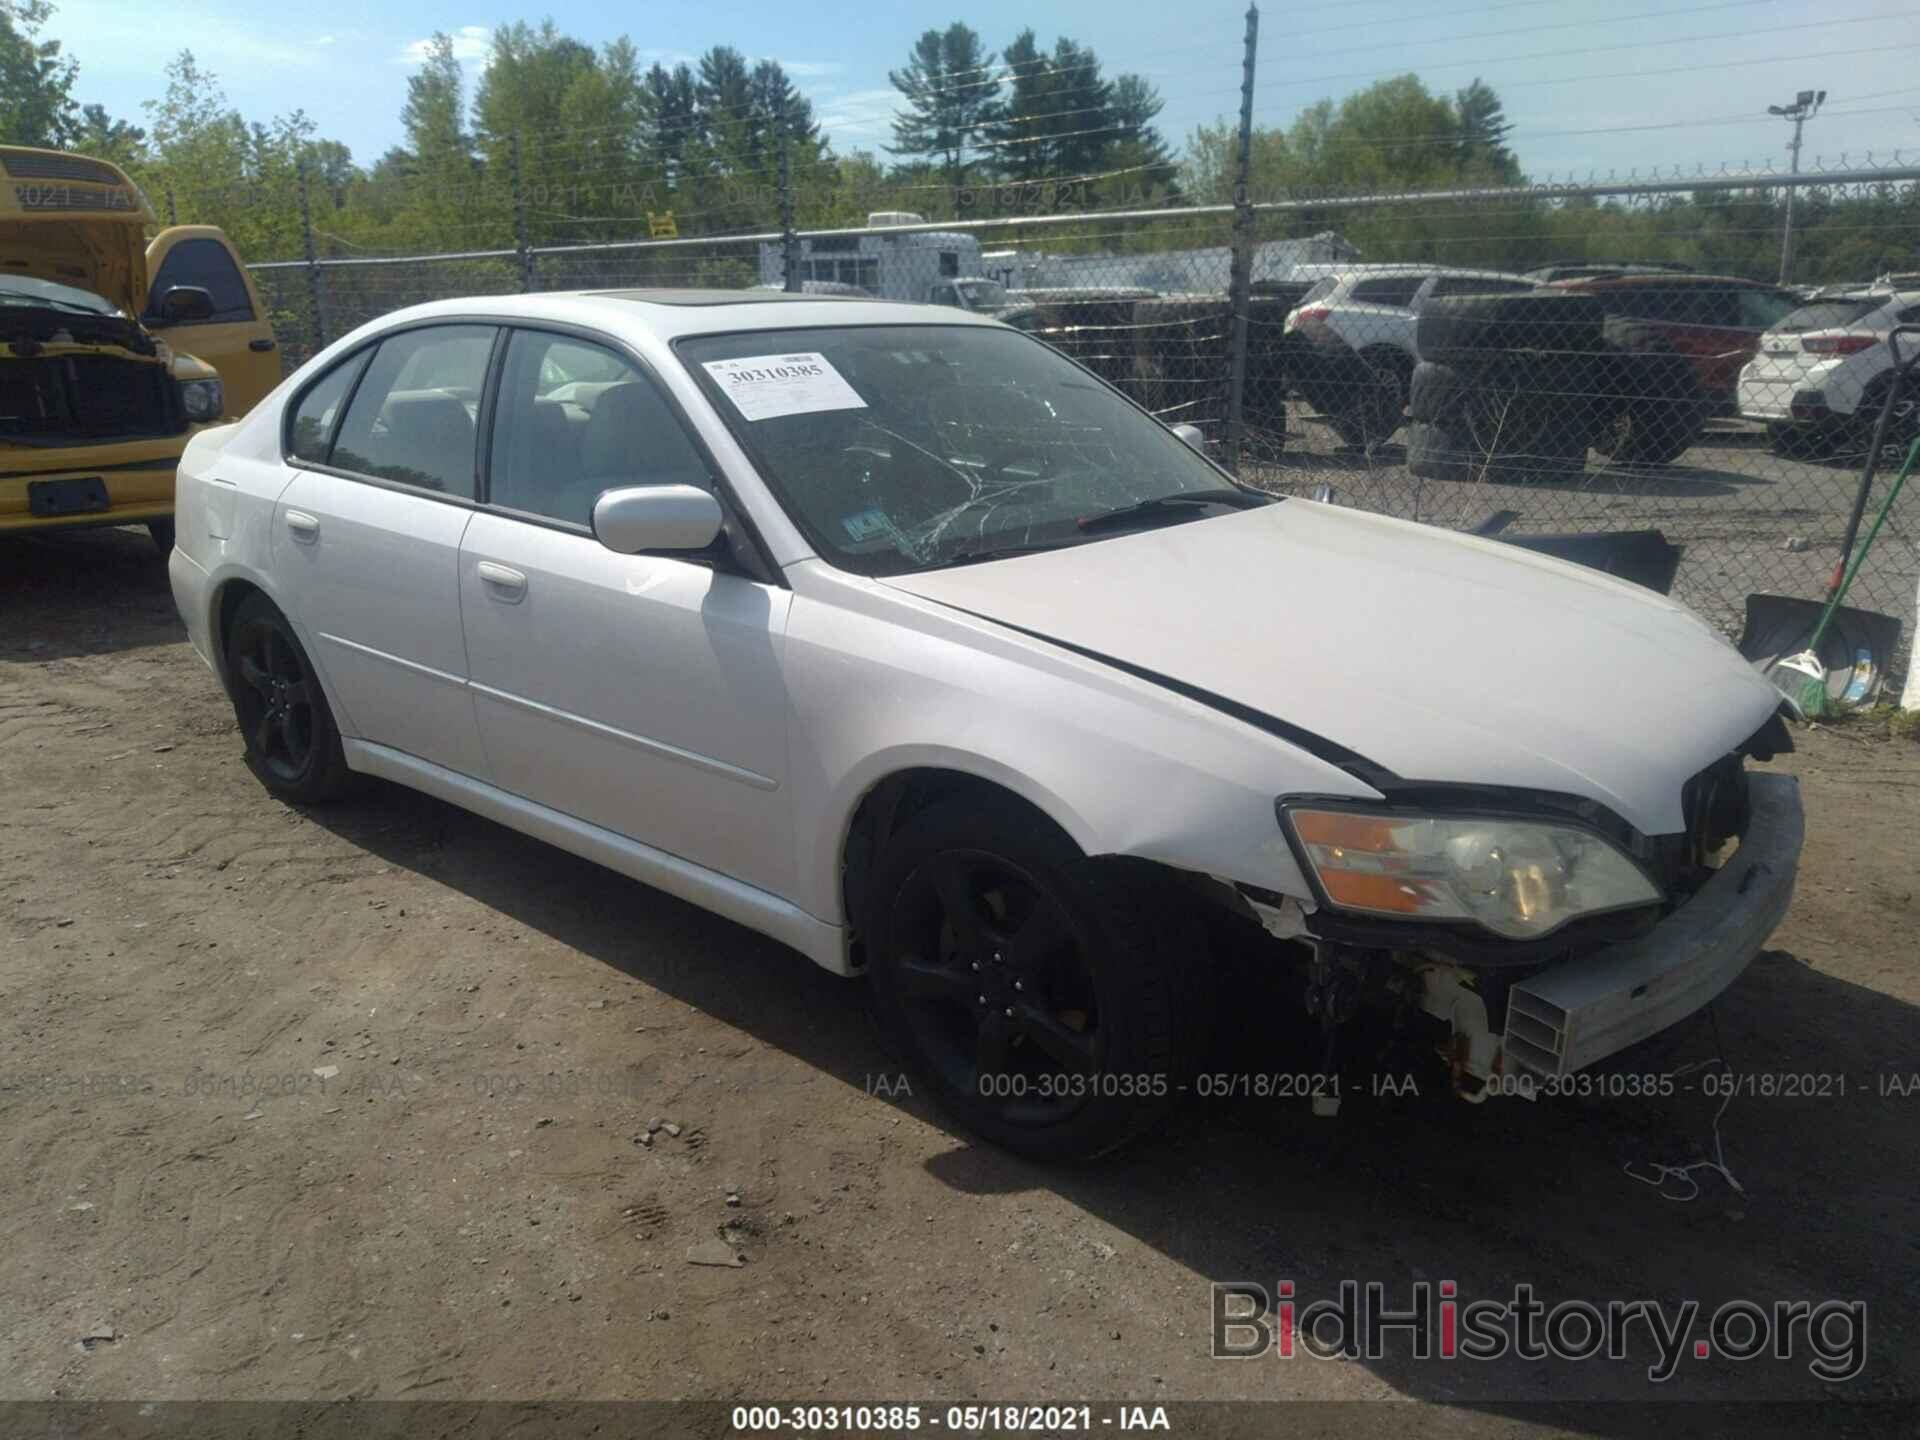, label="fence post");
[1224,4,1260,474]
[778,104,799,292]
[510,132,534,292]
[298,160,325,353]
